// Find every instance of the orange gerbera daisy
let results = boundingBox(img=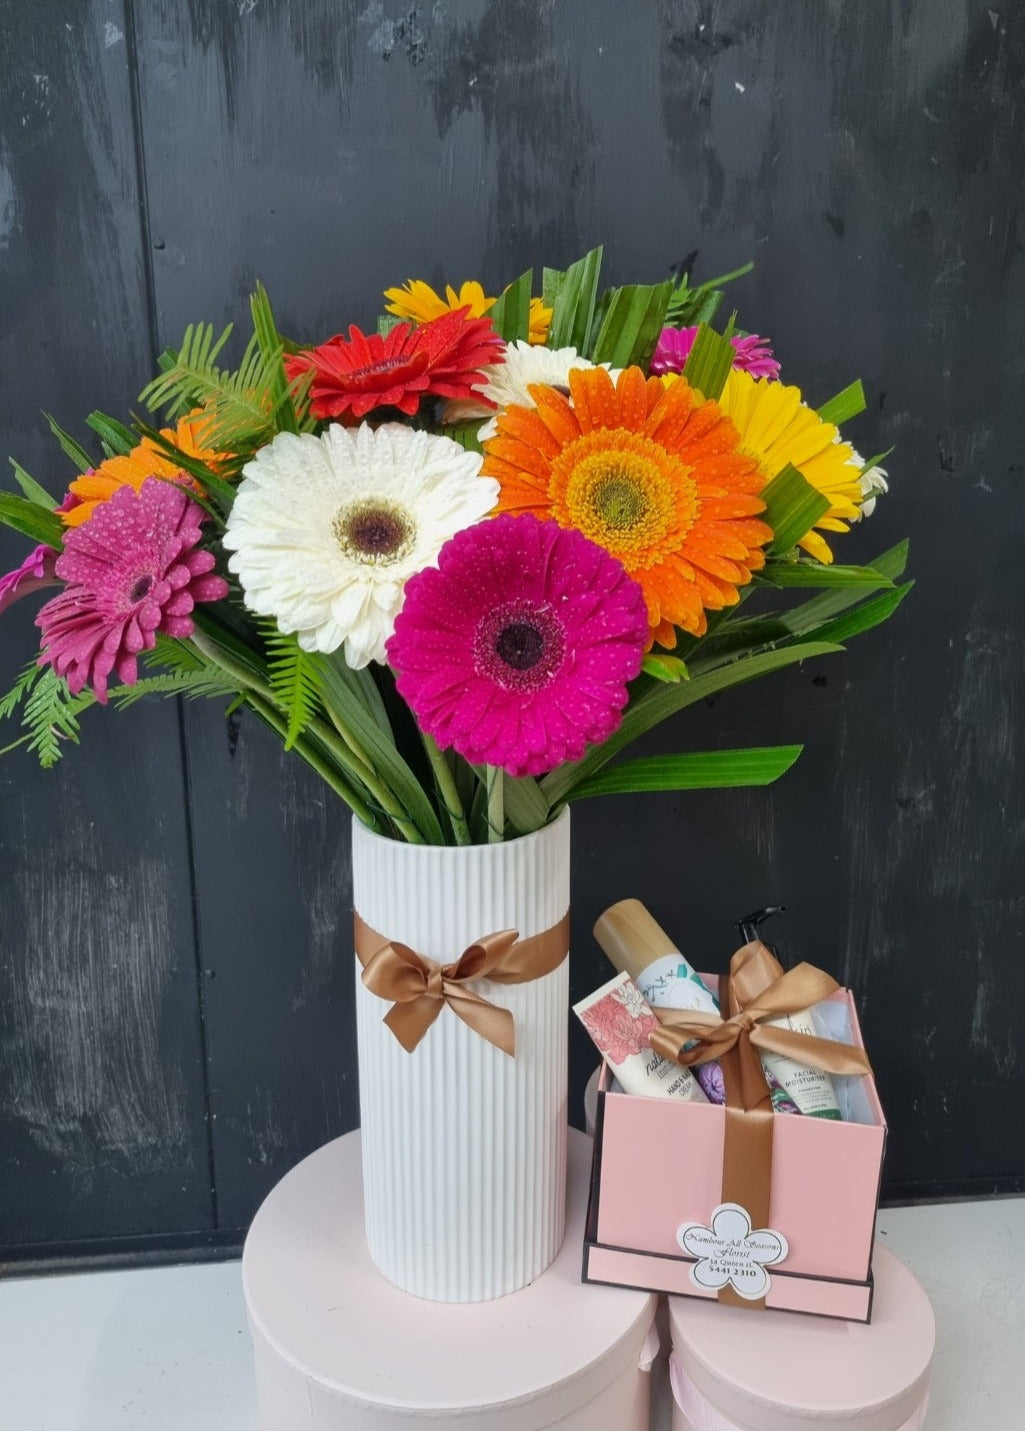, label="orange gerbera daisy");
[482,367,773,646]
[62,412,220,528]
